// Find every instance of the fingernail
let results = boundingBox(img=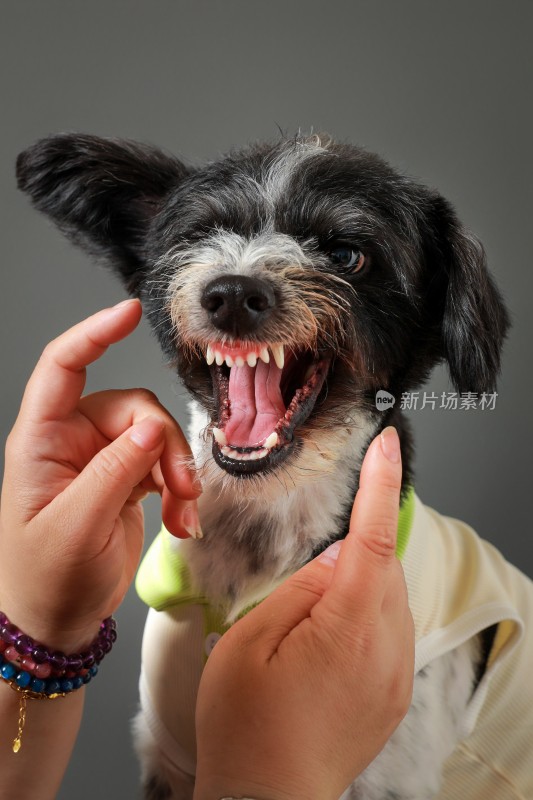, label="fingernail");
[114,298,138,309]
[103,298,140,317]
[380,426,400,463]
[180,500,203,539]
[317,540,342,566]
[129,416,165,451]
